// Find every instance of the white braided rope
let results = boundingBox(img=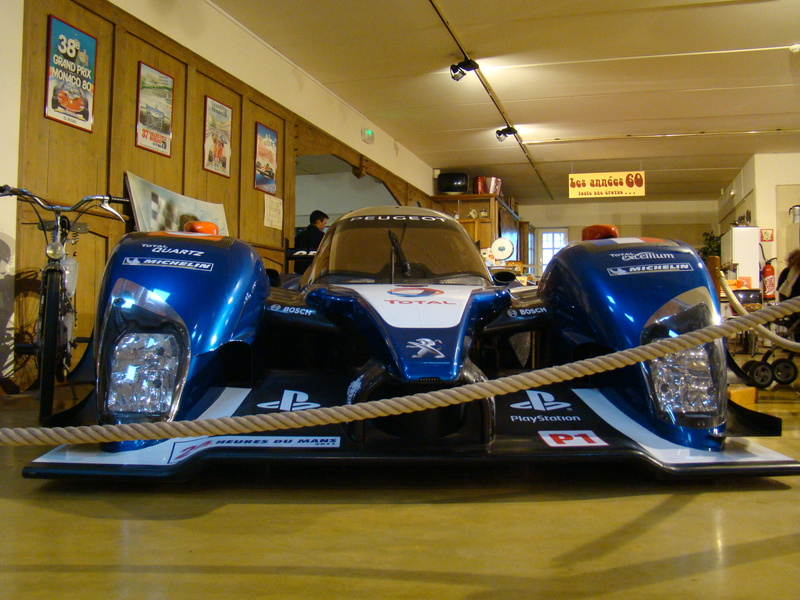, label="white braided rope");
[2,296,799,448]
